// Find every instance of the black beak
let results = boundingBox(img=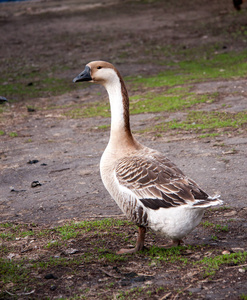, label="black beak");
[73,65,92,83]
[0,96,8,104]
